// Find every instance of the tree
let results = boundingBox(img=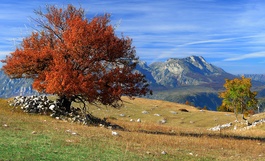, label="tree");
[1,5,151,113]
[219,76,257,121]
